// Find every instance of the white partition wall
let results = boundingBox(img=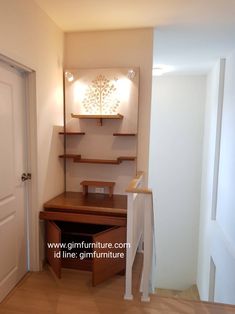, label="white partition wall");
[149,75,206,290]
[198,55,235,305]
